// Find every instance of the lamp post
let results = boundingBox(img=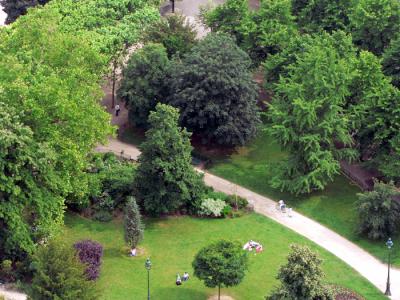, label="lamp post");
[145,258,152,300]
[385,238,394,296]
